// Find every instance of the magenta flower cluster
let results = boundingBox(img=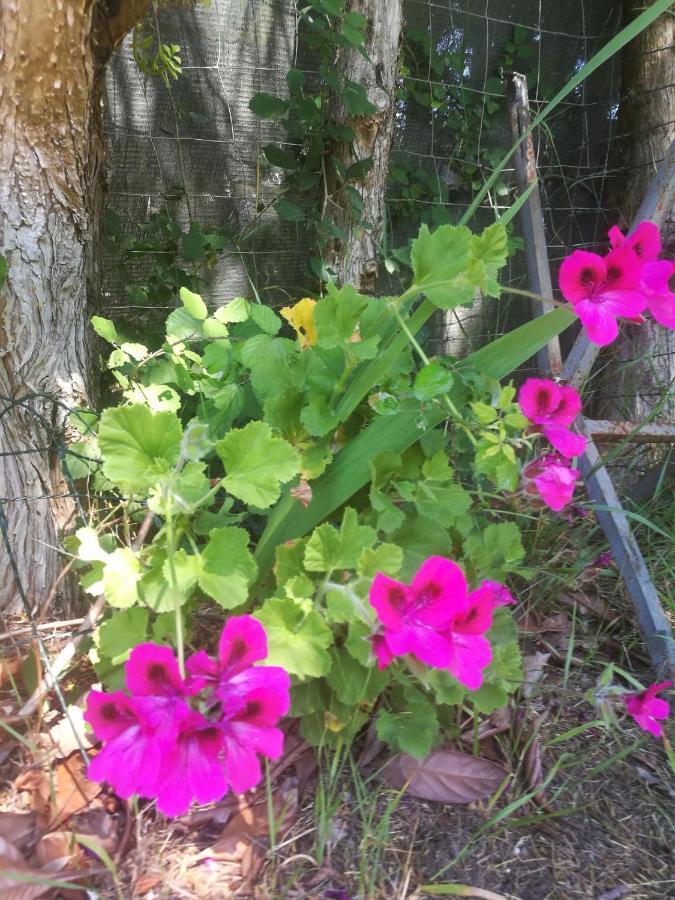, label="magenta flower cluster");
[559,221,674,346]
[517,378,585,512]
[368,556,515,690]
[84,616,290,817]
